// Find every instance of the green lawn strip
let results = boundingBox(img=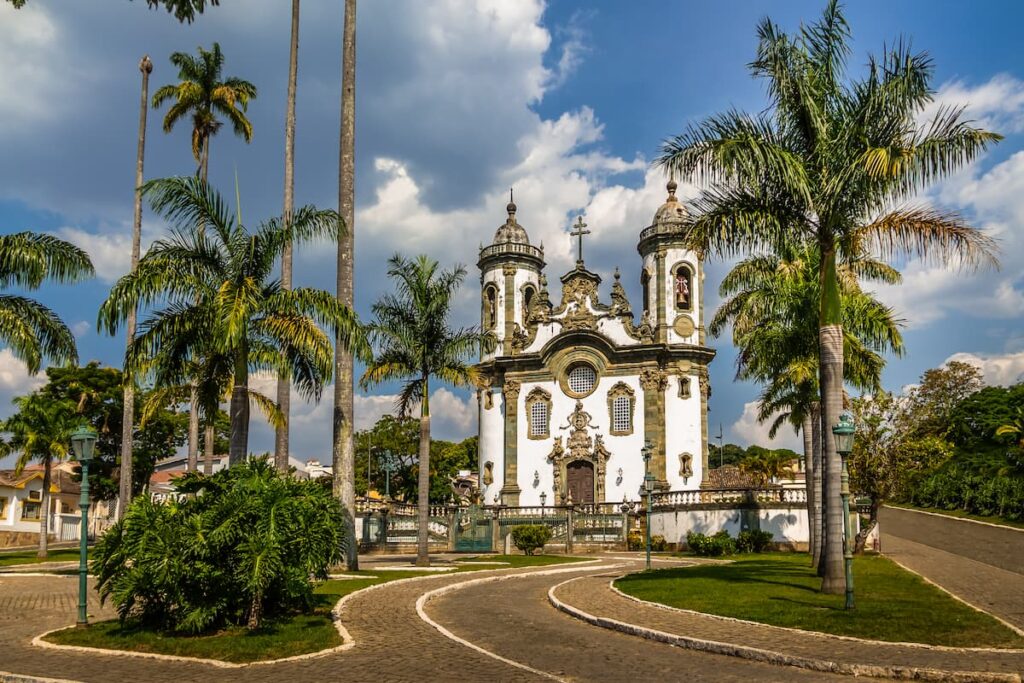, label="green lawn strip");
[615,552,1024,649]
[45,555,580,662]
[0,548,82,567]
[886,503,1024,530]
